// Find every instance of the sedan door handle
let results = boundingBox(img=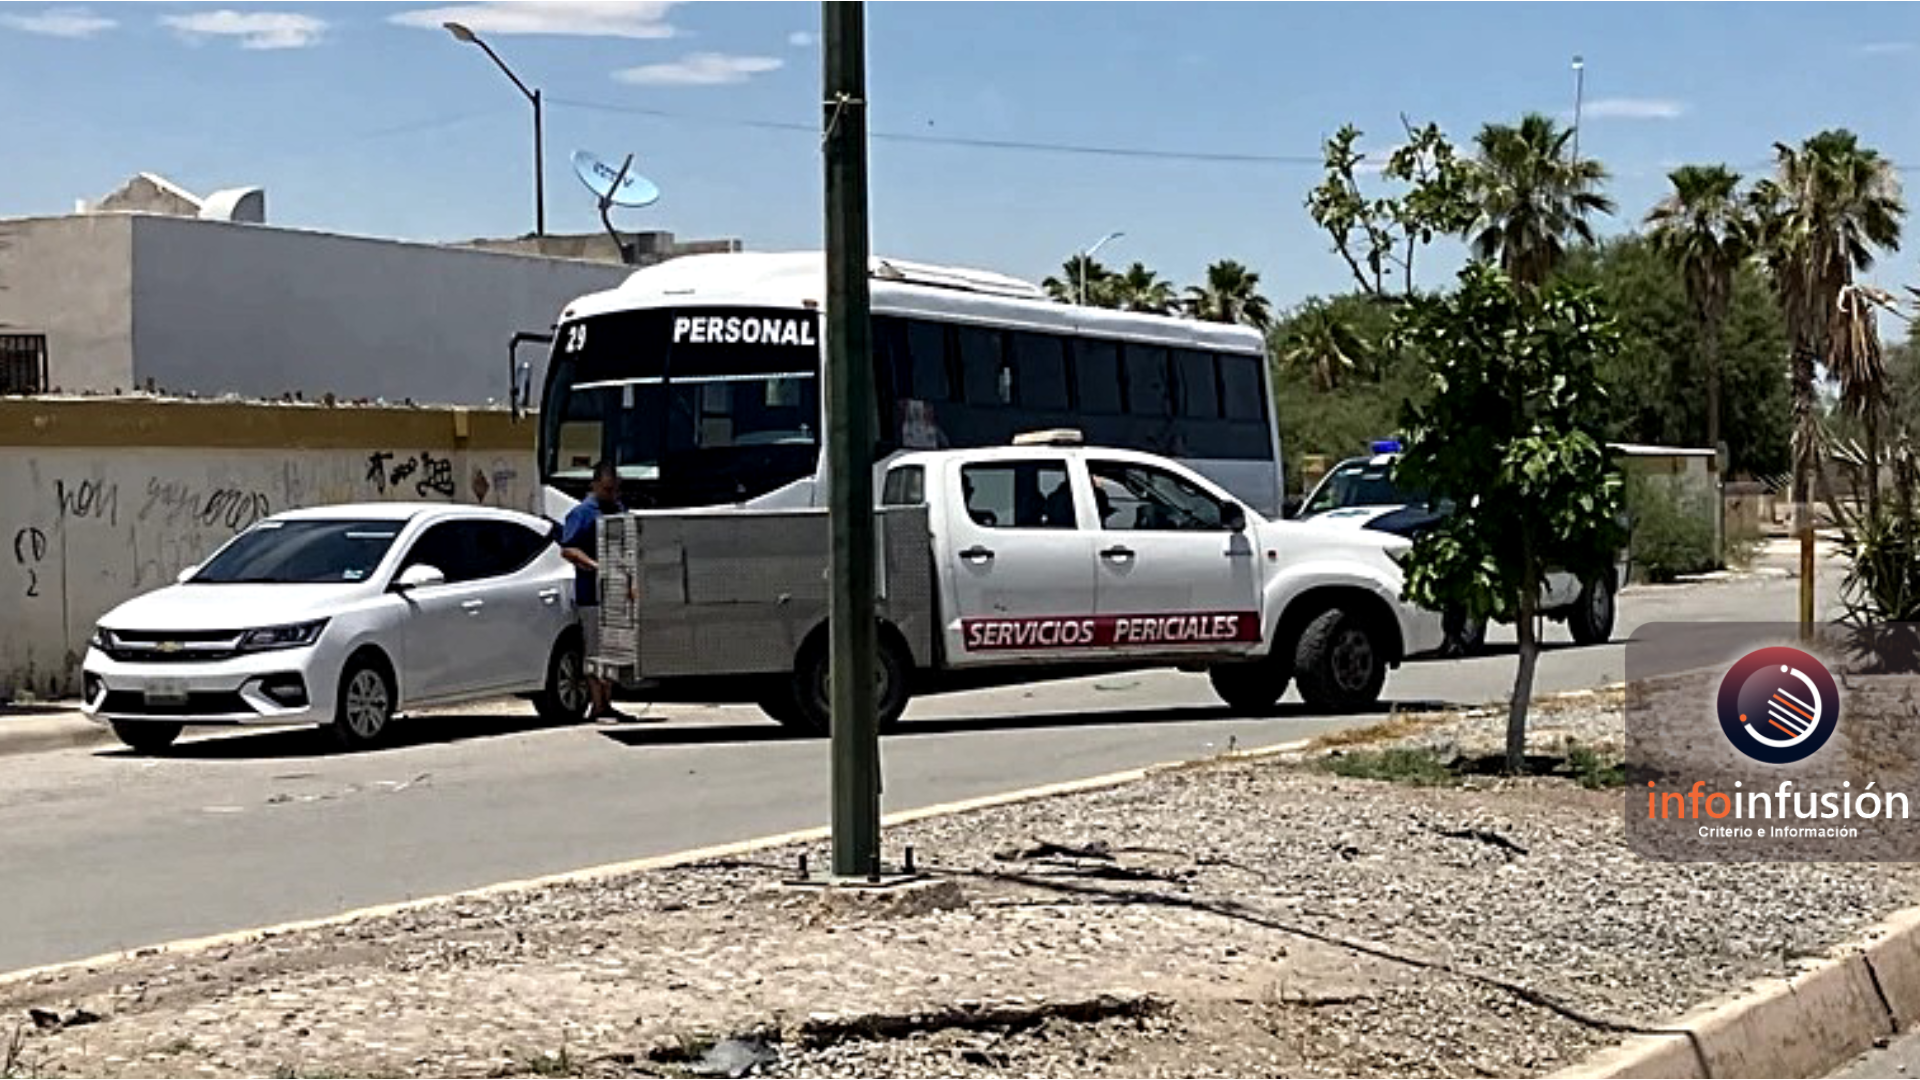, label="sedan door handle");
[538,587,561,604]
[959,545,995,563]
[1100,545,1135,560]
[460,599,484,612]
